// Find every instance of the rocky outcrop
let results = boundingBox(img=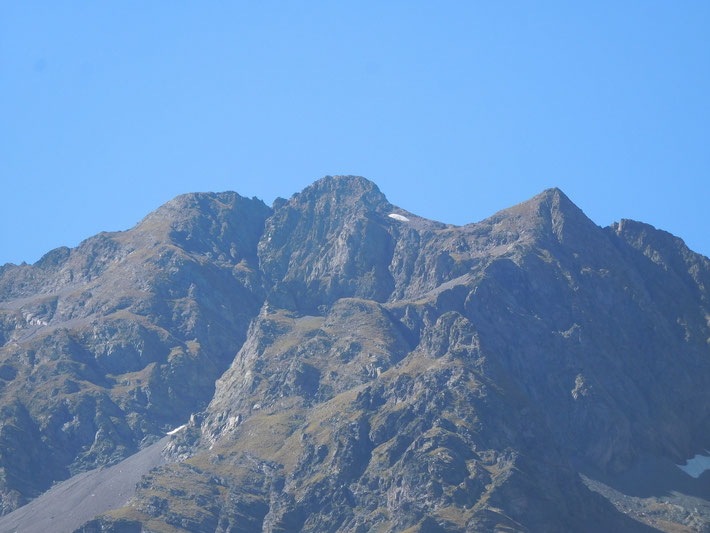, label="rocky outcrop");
[0,192,271,512]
